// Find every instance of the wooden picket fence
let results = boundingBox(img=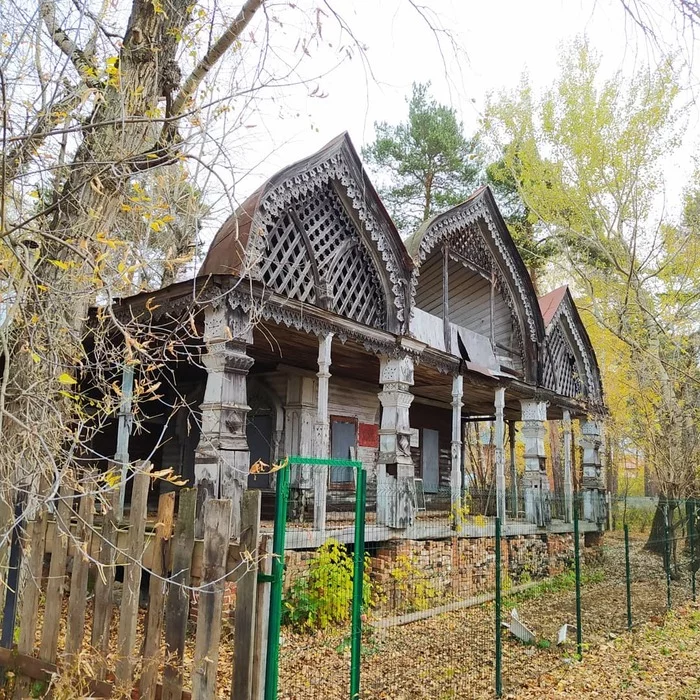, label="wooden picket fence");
[0,472,267,700]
